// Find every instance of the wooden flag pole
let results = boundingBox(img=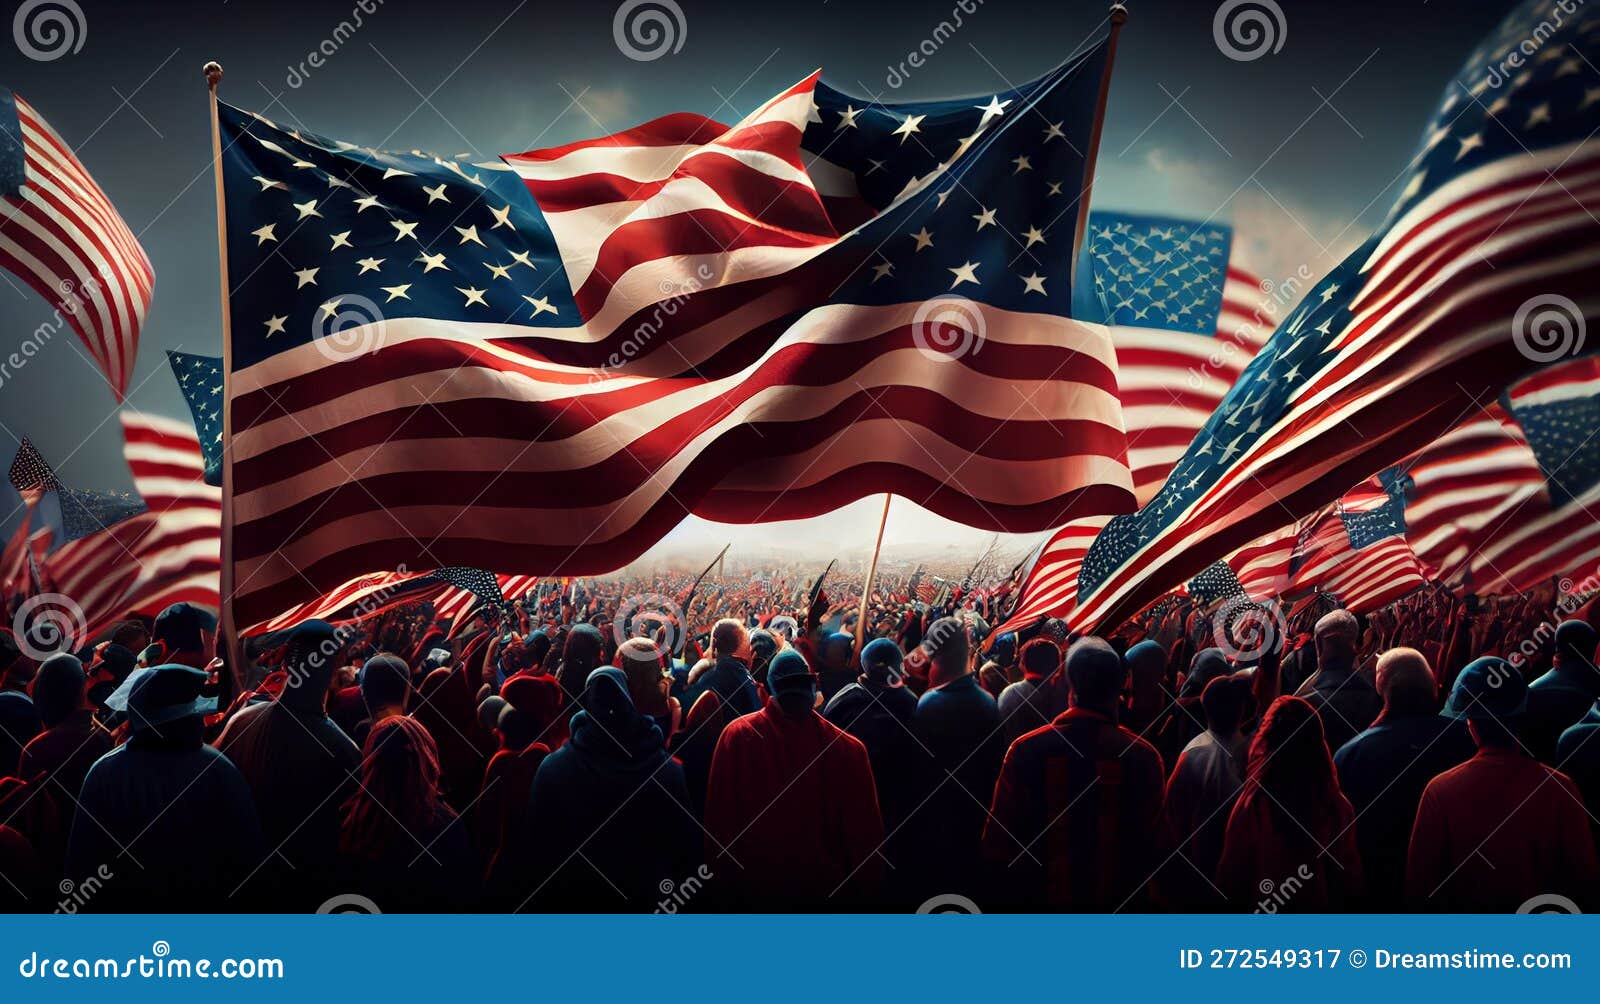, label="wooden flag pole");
[204,60,244,699]
[1068,2,1129,294]
[855,494,893,652]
